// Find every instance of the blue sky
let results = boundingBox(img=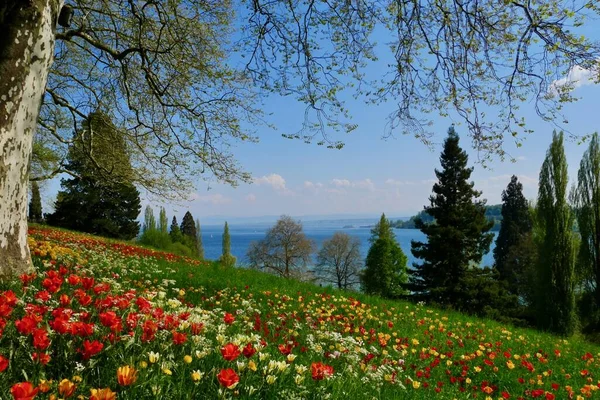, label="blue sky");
[41,18,600,224]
